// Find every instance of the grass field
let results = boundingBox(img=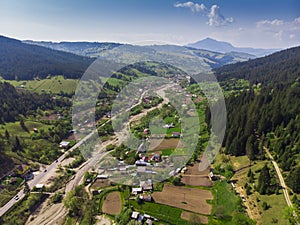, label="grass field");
[129,200,189,225]
[0,121,53,138]
[4,76,78,94]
